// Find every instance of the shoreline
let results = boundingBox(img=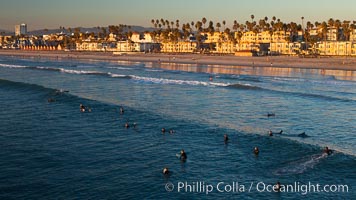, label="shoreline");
[1,50,356,71]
